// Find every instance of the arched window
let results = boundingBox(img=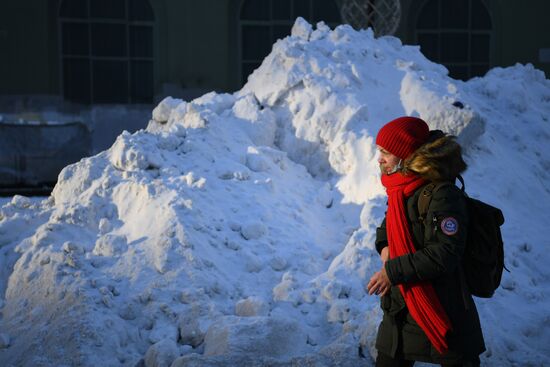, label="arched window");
[59,0,154,104]
[239,0,342,85]
[415,0,492,80]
